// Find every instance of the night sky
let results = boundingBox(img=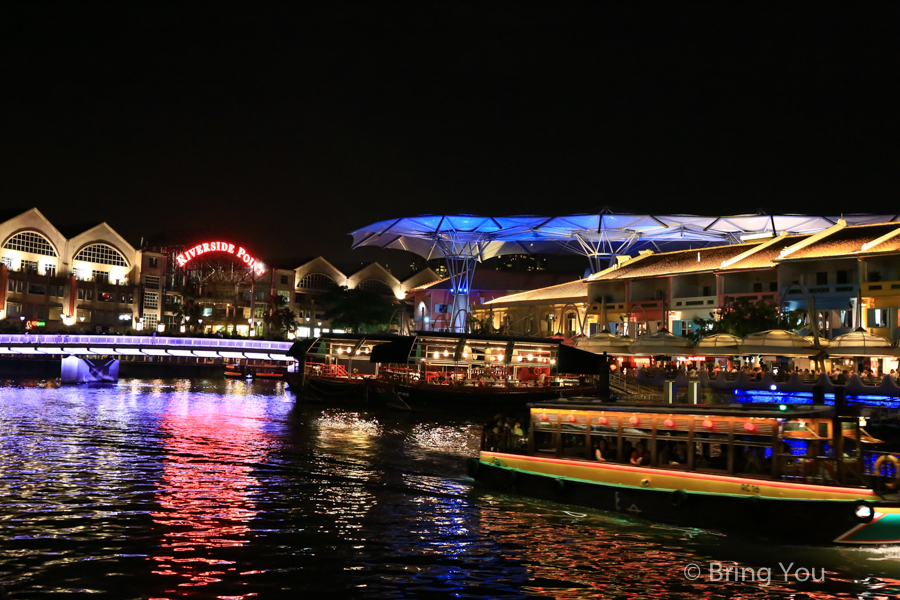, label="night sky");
[2,4,897,274]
